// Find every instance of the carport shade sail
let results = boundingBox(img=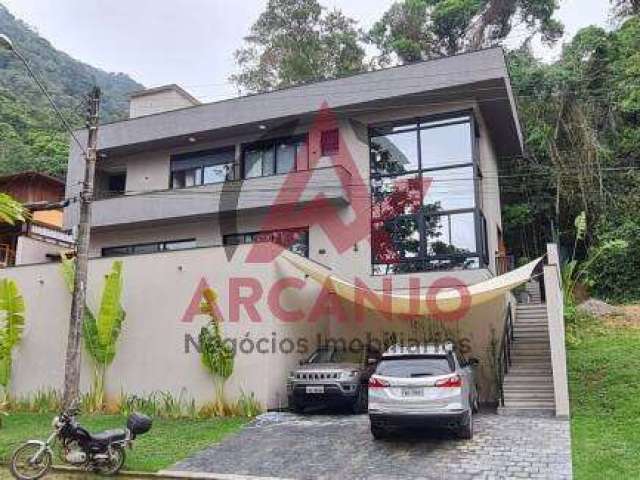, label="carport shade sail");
[278,250,543,316]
